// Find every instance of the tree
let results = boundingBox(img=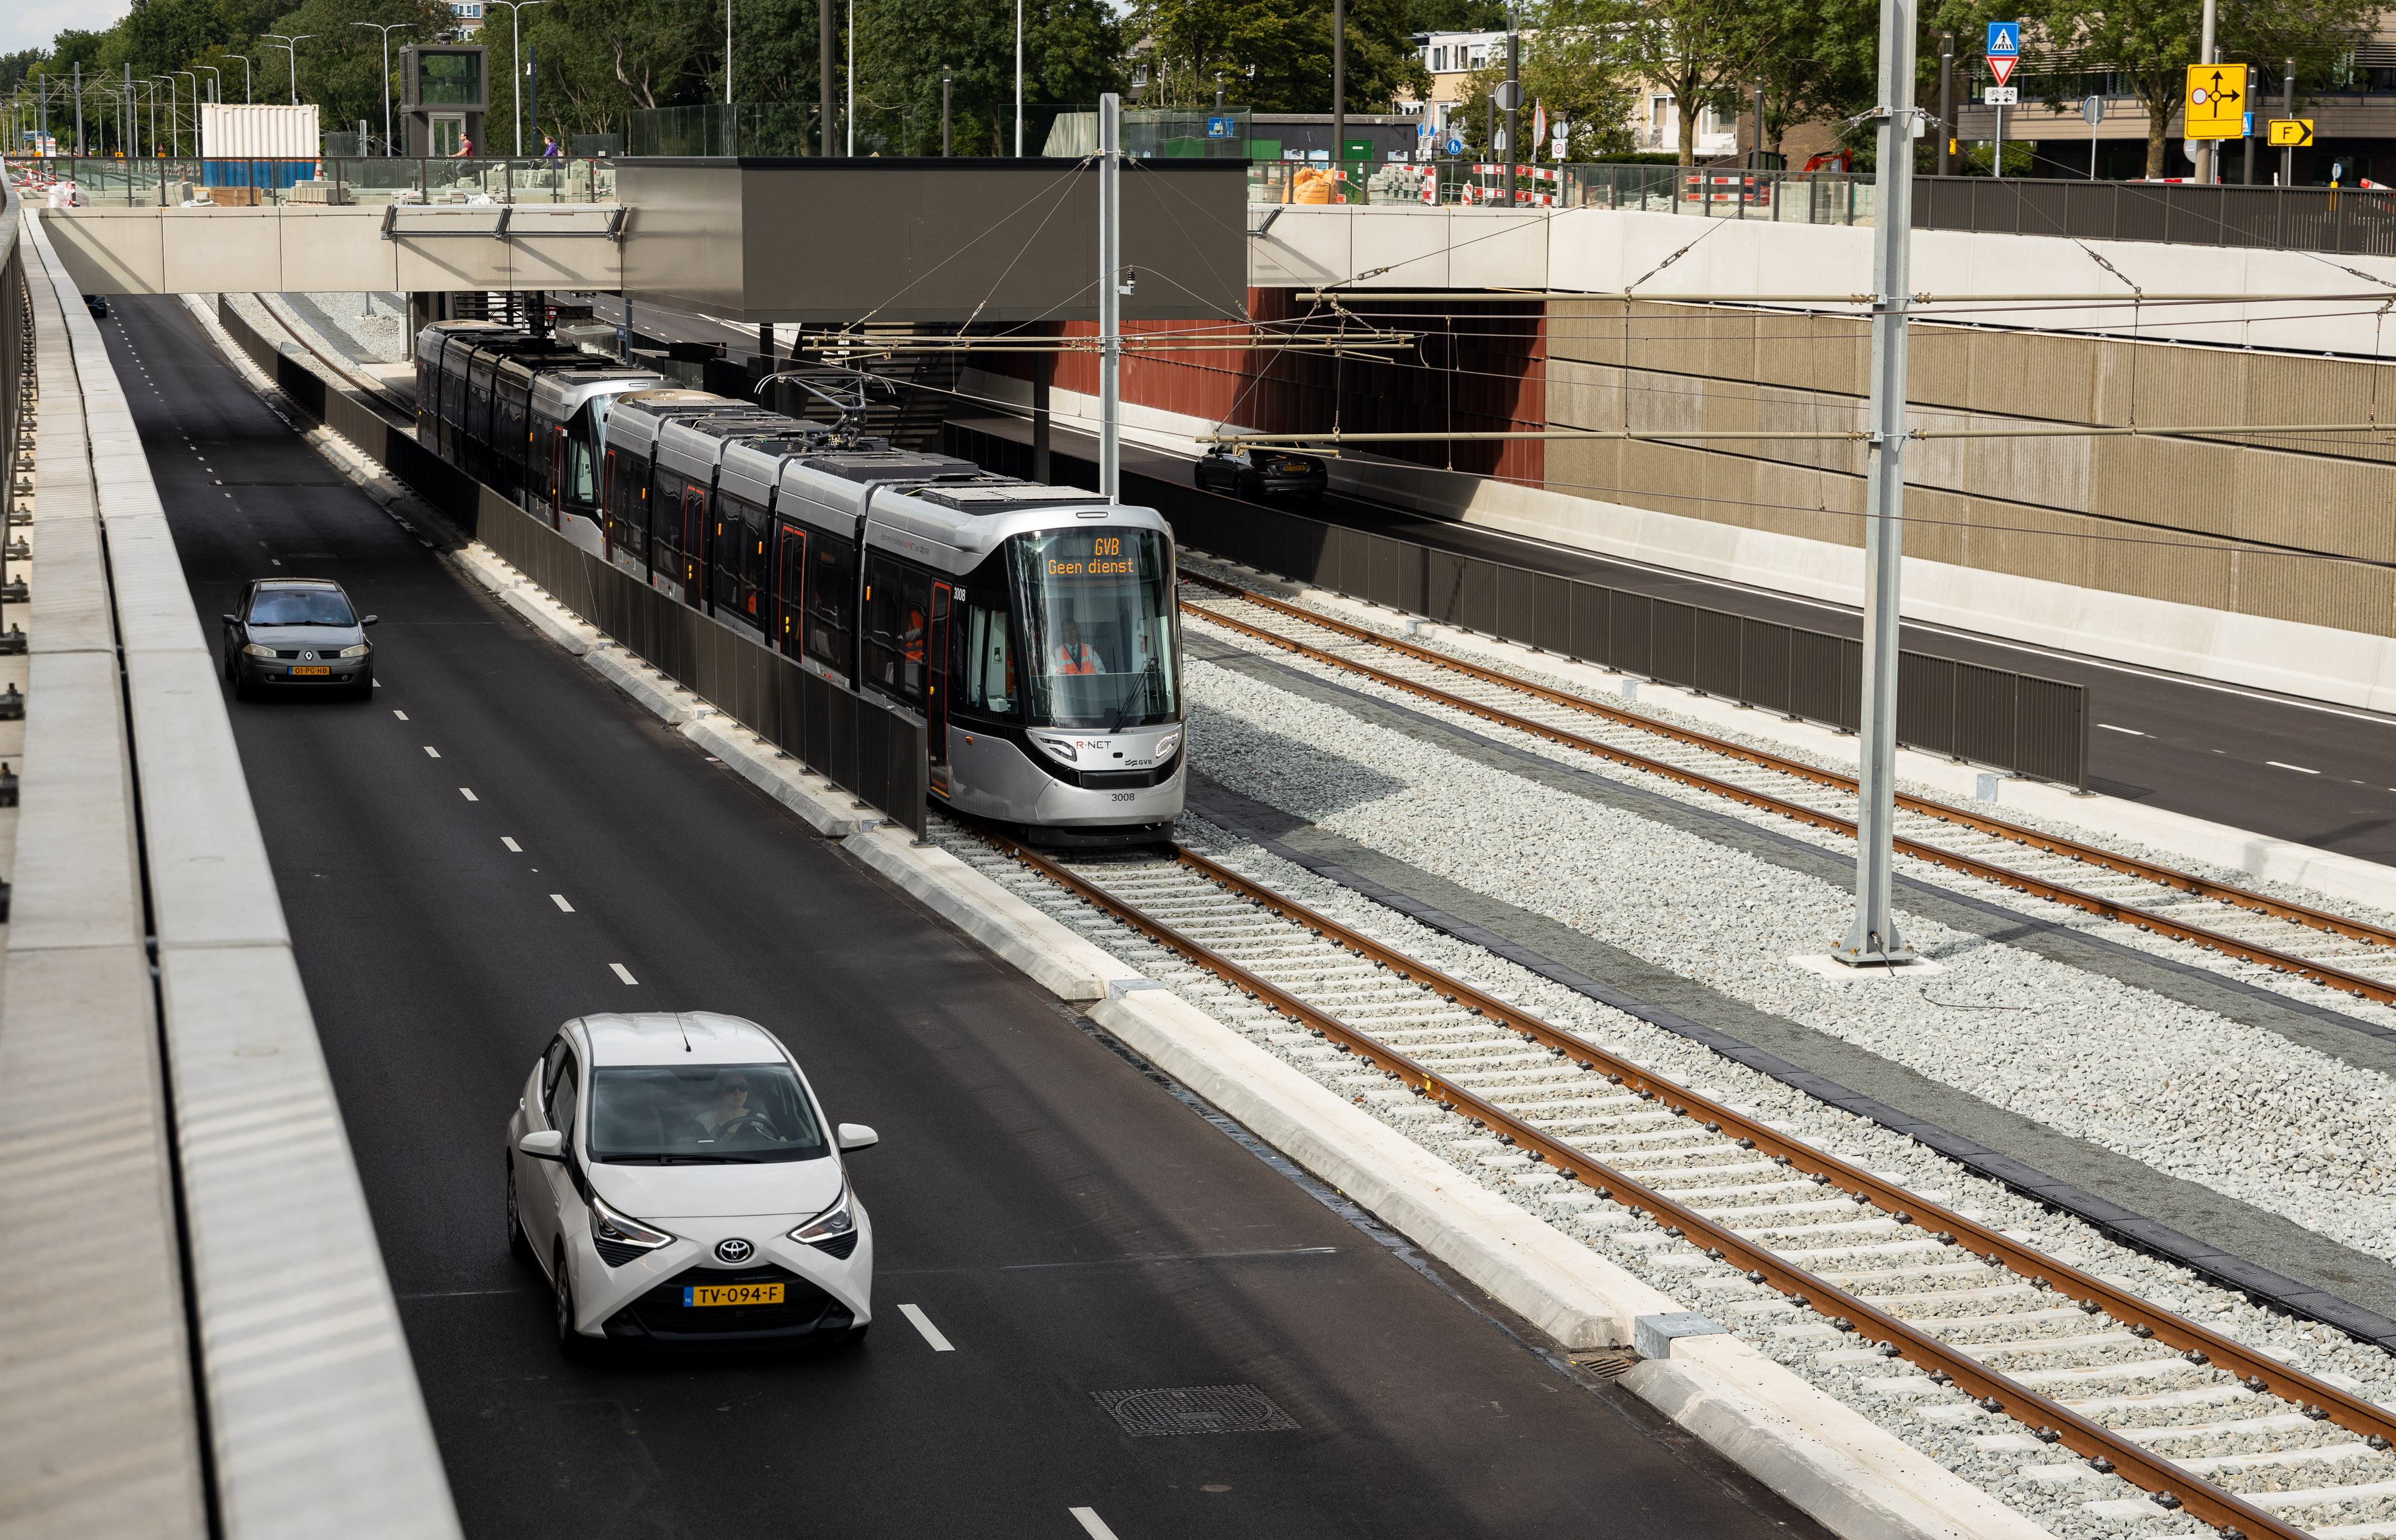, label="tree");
[1446,9,1637,160]
[1129,0,1427,112]
[2019,0,2375,177]
[853,0,1123,156]
[1601,0,1755,164]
